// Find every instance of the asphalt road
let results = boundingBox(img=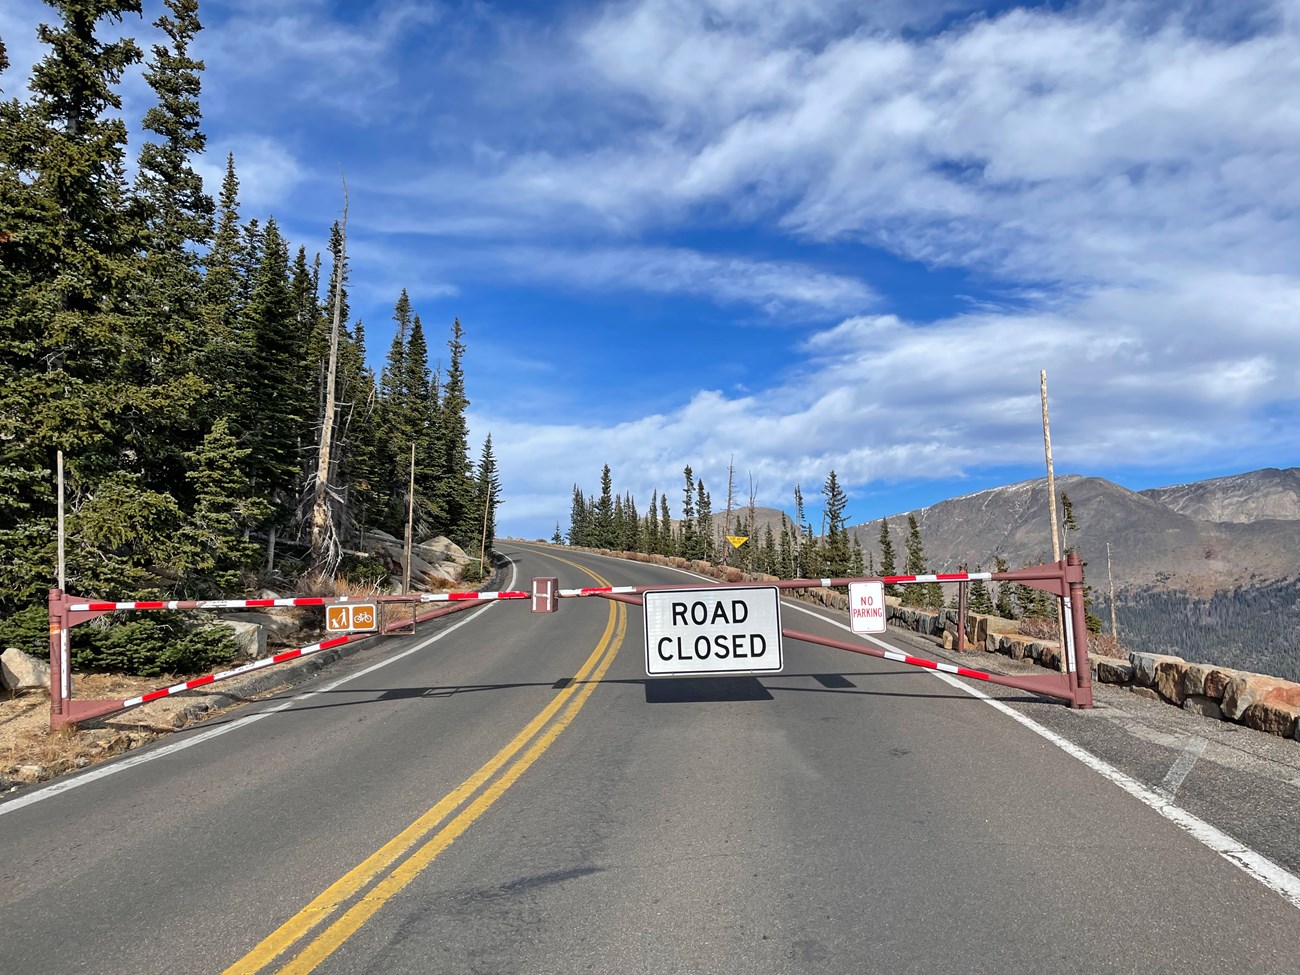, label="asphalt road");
[1,543,1298,975]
